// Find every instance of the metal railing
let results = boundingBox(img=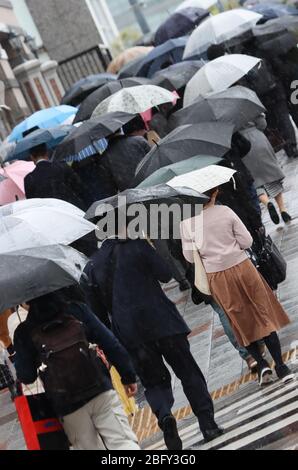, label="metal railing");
[57,45,112,90]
